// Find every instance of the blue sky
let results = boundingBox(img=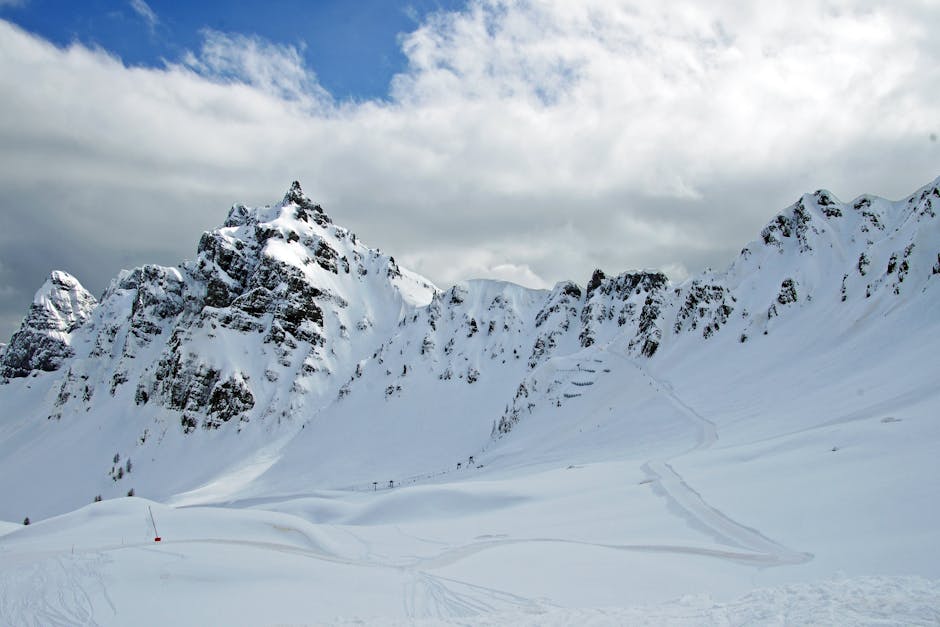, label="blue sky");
[0,1,938,341]
[0,0,465,100]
